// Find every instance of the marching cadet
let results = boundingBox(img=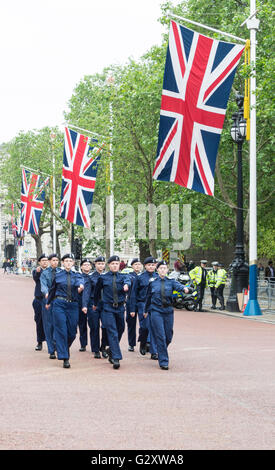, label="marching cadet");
[46,254,84,369]
[144,261,192,370]
[93,255,131,370]
[32,254,48,351]
[207,261,219,309]
[82,256,108,359]
[40,253,61,359]
[125,258,143,352]
[189,260,208,311]
[215,263,227,310]
[129,256,158,358]
[78,258,92,352]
